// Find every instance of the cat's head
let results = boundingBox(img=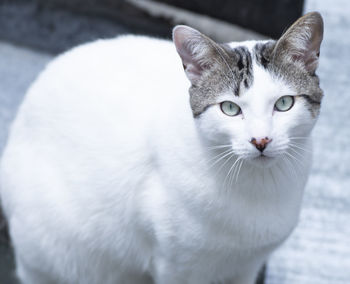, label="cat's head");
[173,12,324,168]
